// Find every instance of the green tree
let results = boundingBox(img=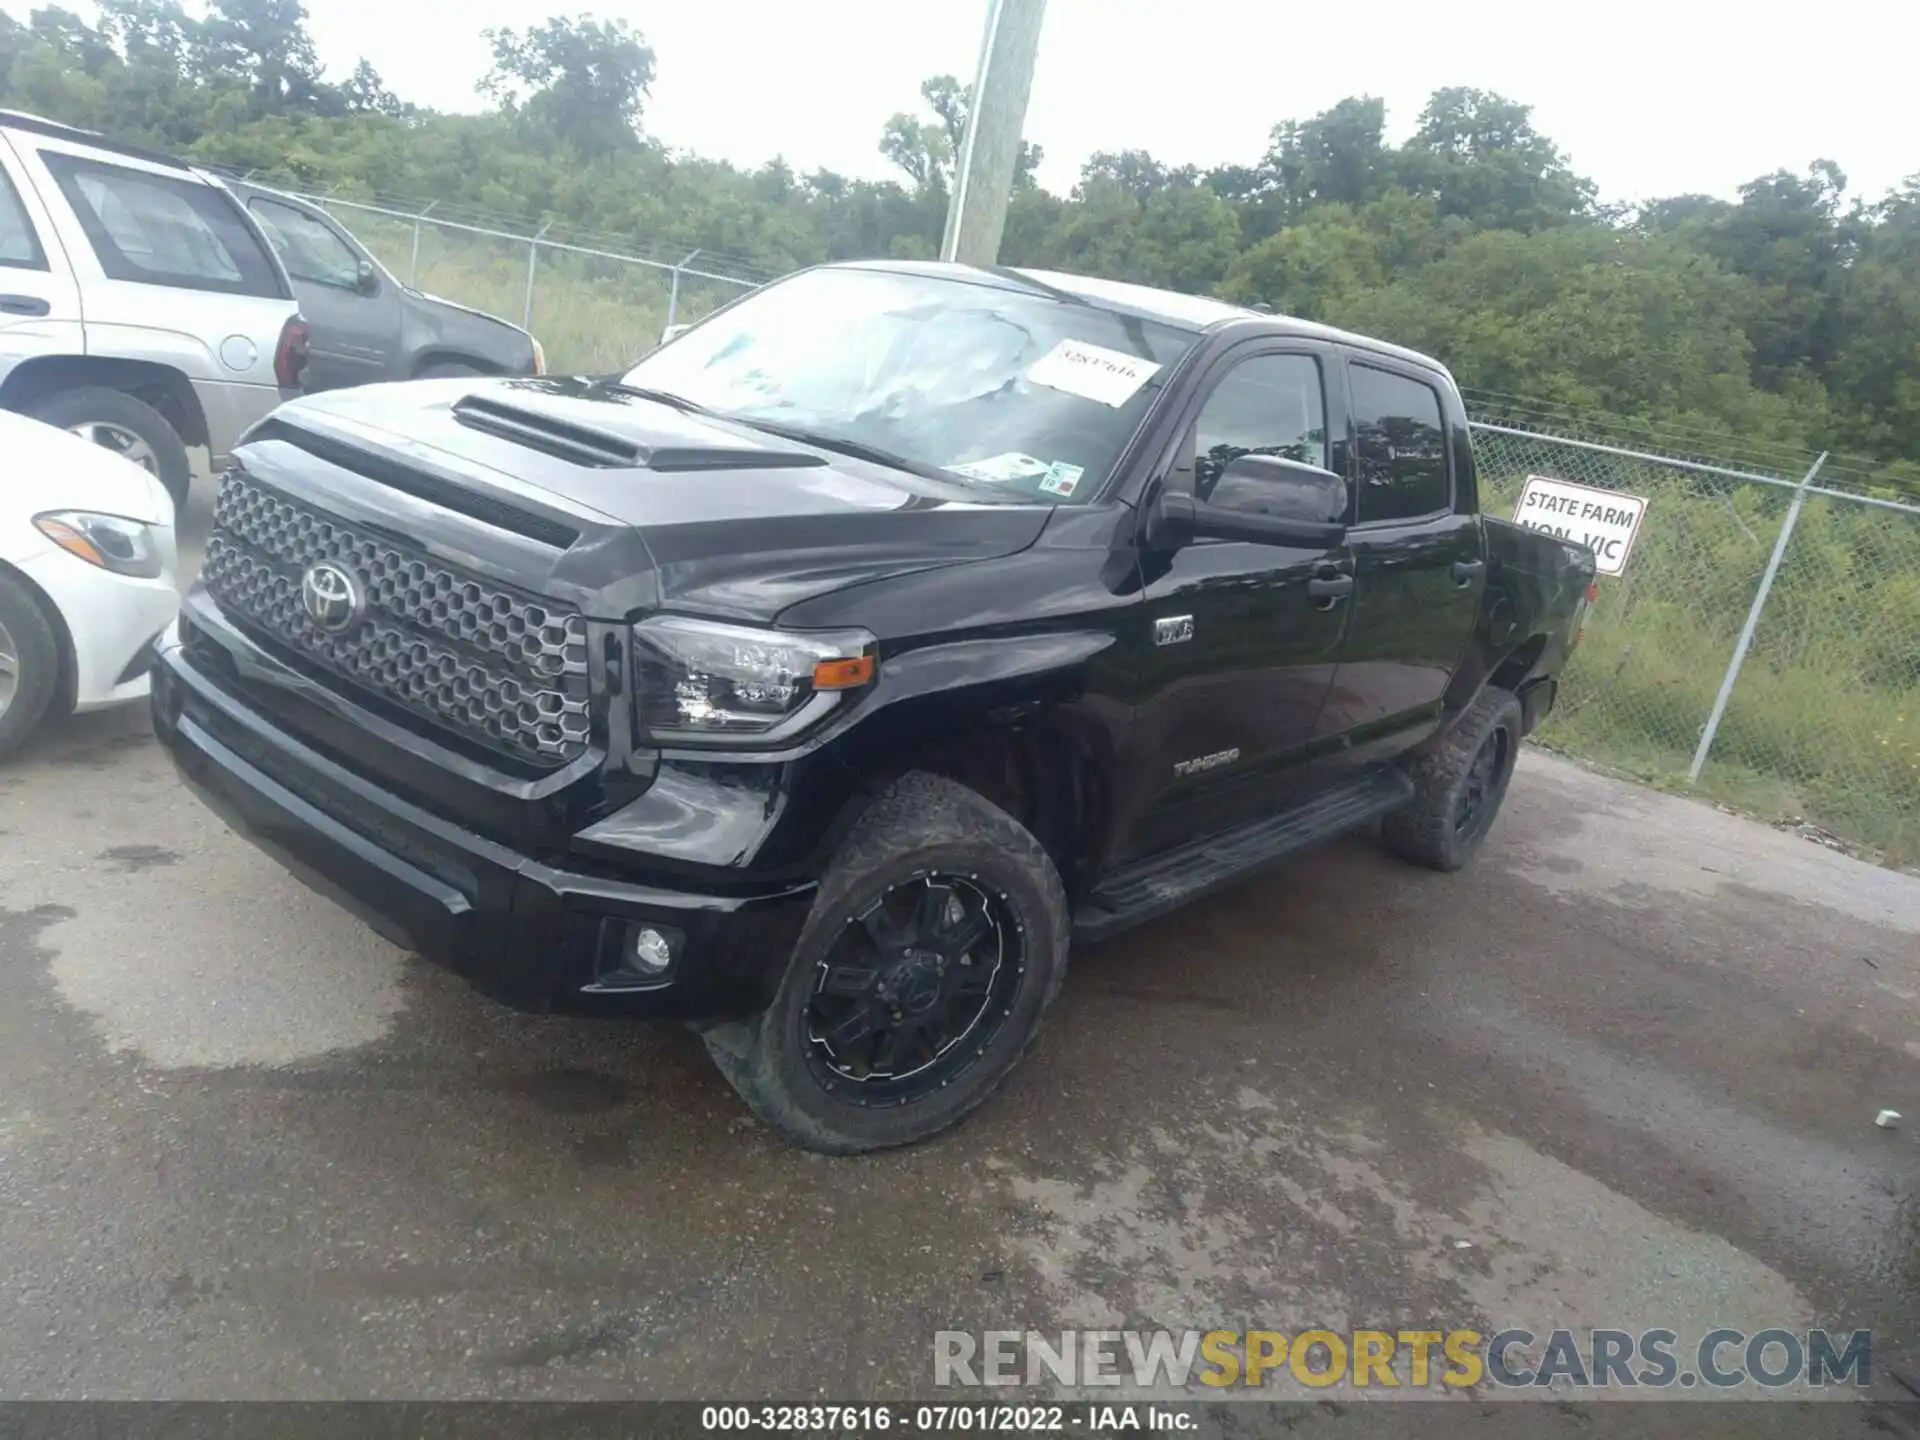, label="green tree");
[879,74,1042,194]
[1396,87,1595,232]
[1699,161,1856,387]
[480,14,654,157]
[1830,178,1920,457]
